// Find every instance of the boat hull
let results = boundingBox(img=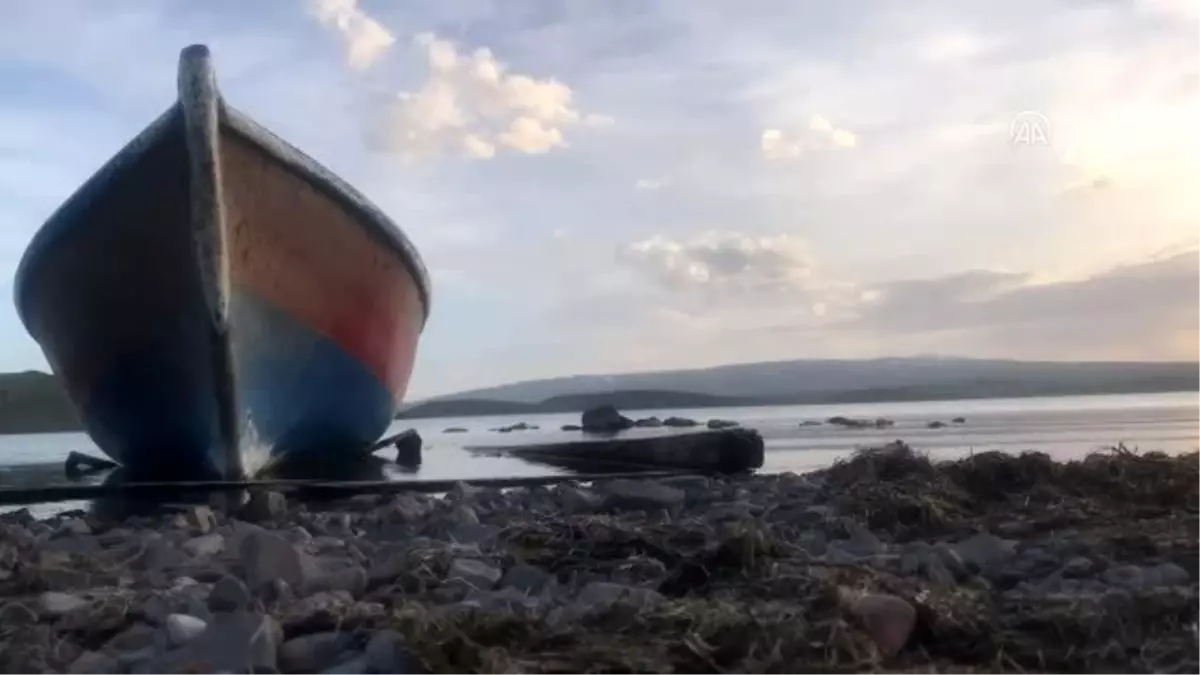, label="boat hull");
[13,46,430,480]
